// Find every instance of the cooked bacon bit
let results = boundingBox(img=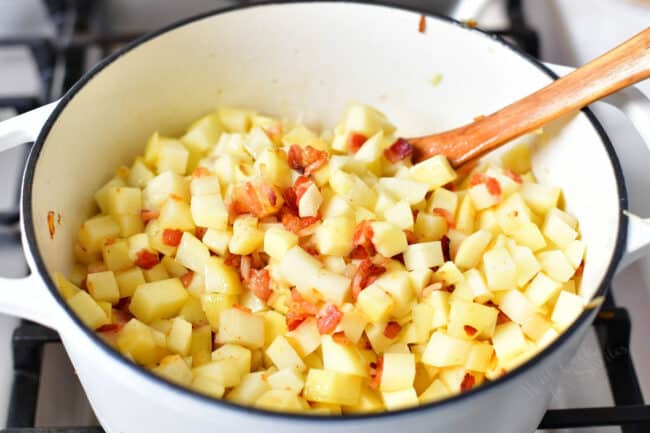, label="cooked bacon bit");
[250,252,266,269]
[282,187,299,212]
[288,145,328,176]
[369,355,384,390]
[433,208,455,228]
[286,289,320,331]
[317,304,343,334]
[87,262,108,273]
[239,256,252,282]
[280,206,320,234]
[229,179,284,218]
[103,238,116,246]
[347,132,368,153]
[359,333,373,350]
[293,176,313,203]
[180,271,194,288]
[384,138,414,163]
[332,331,351,345]
[349,245,370,260]
[79,277,88,291]
[47,211,55,239]
[351,259,387,300]
[288,145,304,172]
[404,229,417,244]
[504,169,523,183]
[233,304,252,314]
[441,235,451,262]
[195,226,207,240]
[249,269,272,301]
[97,323,122,333]
[192,167,211,178]
[460,373,475,392]
[224,254,241,268]
[497,311,510,325]
[464,325,478,336]
[352,220,376,258]
[444,284,455,293]
[470,172,486,186]
[299,238,320,256]
[141,209,159,223]
[162,229,183,247]
[485,177,502,196]
[134,249,159,269]
[383,321,402,339]
[575,260,585,277]
[418,14,426,33]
